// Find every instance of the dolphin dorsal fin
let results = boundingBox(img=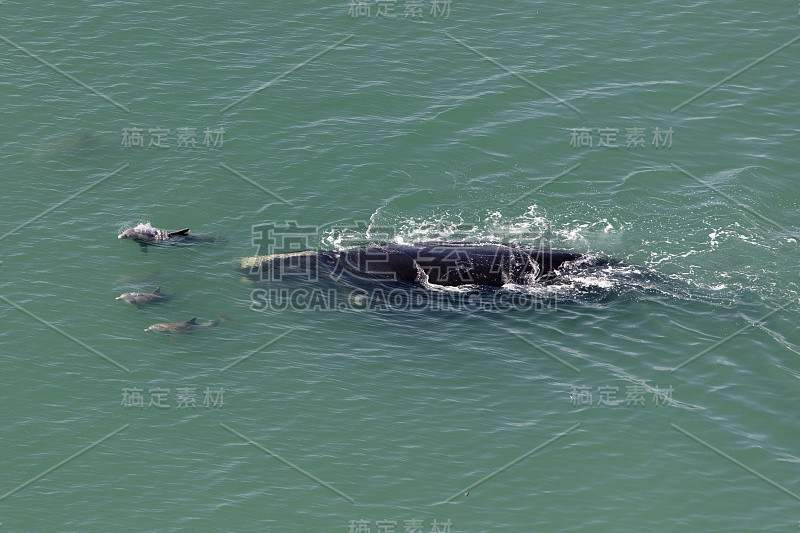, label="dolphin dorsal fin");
[168,228,190,238]
[153,287,161,294]
[186,317,198,324]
